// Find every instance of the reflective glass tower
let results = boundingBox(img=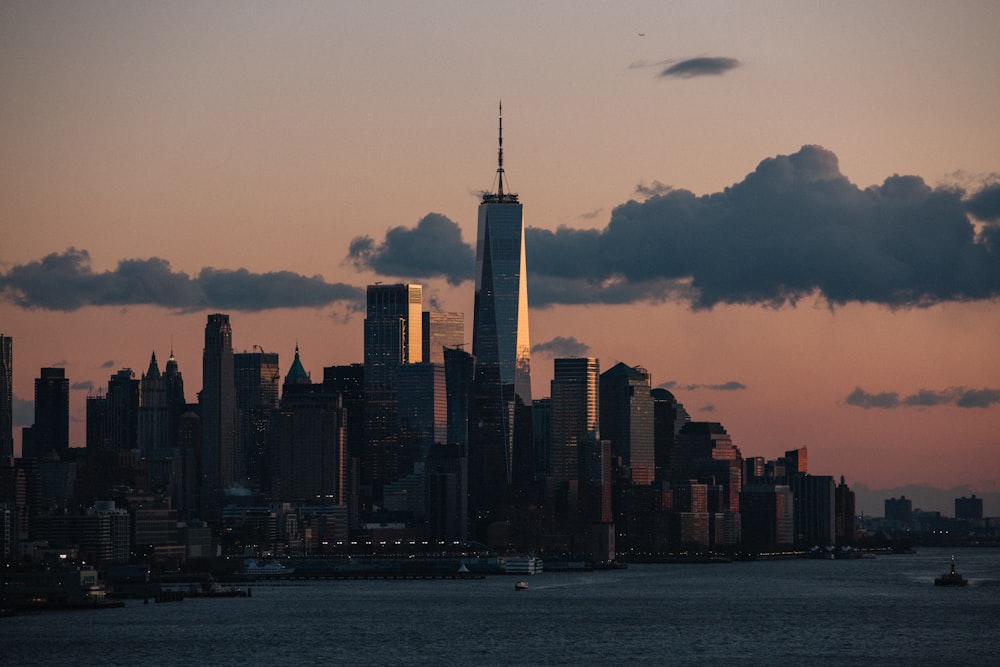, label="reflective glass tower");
[470,104,533,526]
